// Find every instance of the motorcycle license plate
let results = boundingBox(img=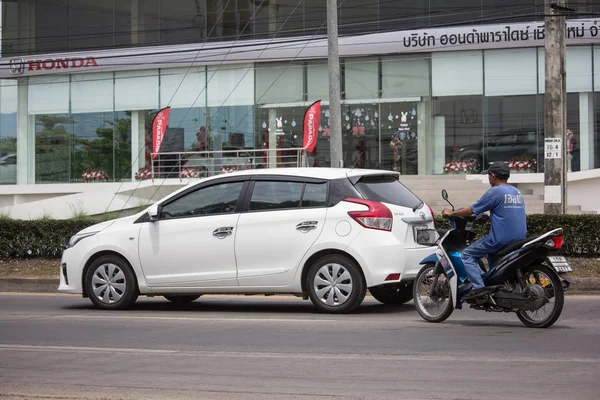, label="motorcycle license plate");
[548,256,573,273]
